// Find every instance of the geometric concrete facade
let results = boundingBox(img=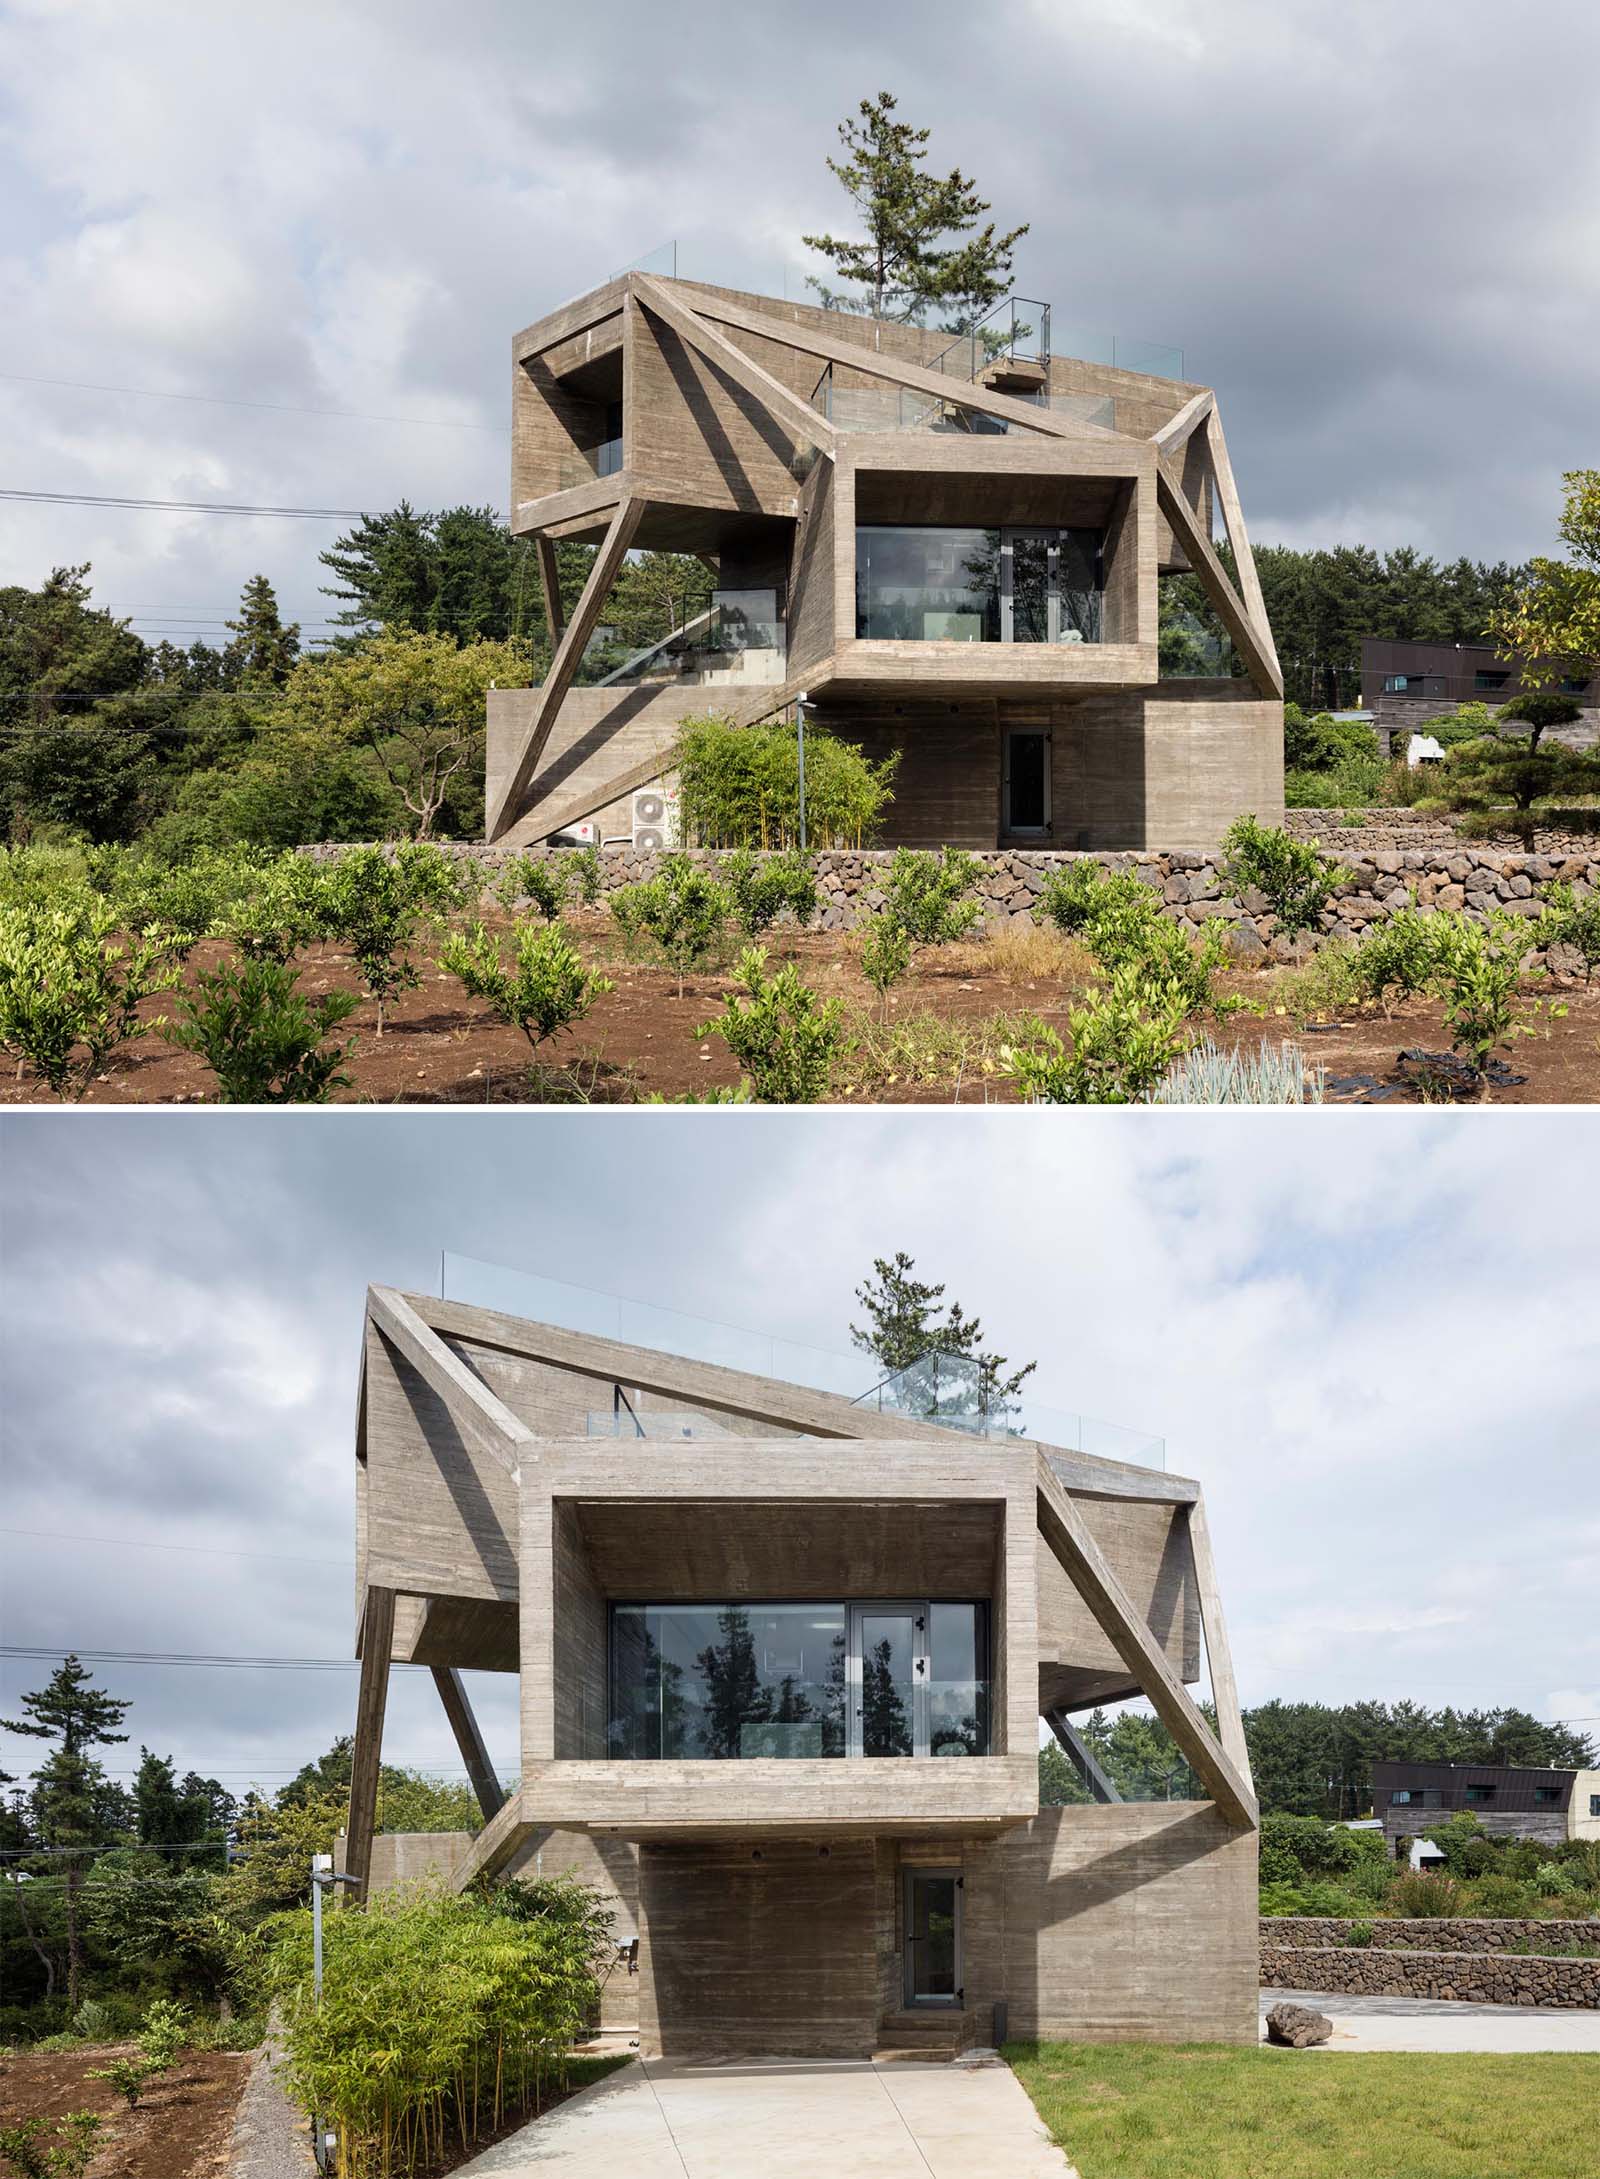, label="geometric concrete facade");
[351,1288,1259,2054]
[487,273,1284,854]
